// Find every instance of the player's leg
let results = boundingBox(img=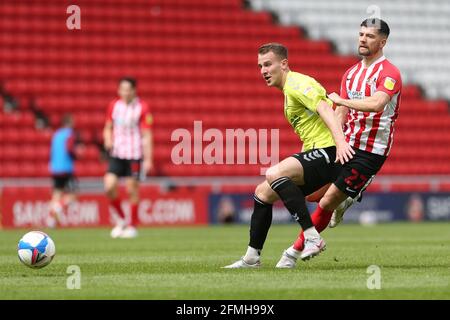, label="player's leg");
[223,181,279,268]
[290,166,356,255]
[275,147,339,267]
[328,179,369,228]
[105,172,125,238]
[292,150,385,254]
[118,176,139,238]
[119,160,142,238]
[104,172,121,210]
[61,174,78,213]
[48,180,64,228]
[105,157,127,237]
[293,184,347,245]
[328,149,385,228]
[266,155,326,261]
[305,183,331,203]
